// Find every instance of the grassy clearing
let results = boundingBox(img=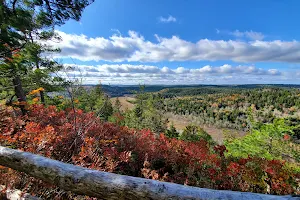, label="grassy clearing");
[111,97,135,111]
